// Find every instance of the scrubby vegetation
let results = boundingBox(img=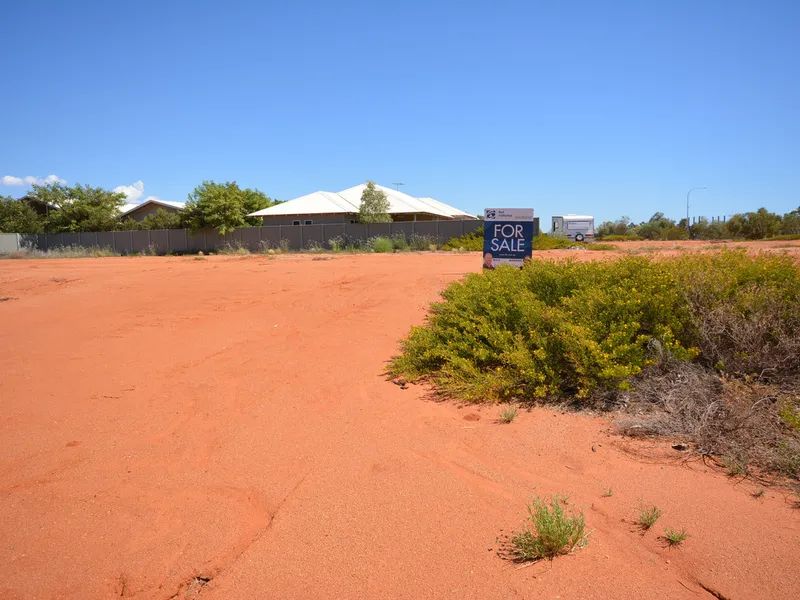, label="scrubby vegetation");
[389,250,800,479]
[510,495,587,561]
[1,245,121,259]
[597,207,800,241]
